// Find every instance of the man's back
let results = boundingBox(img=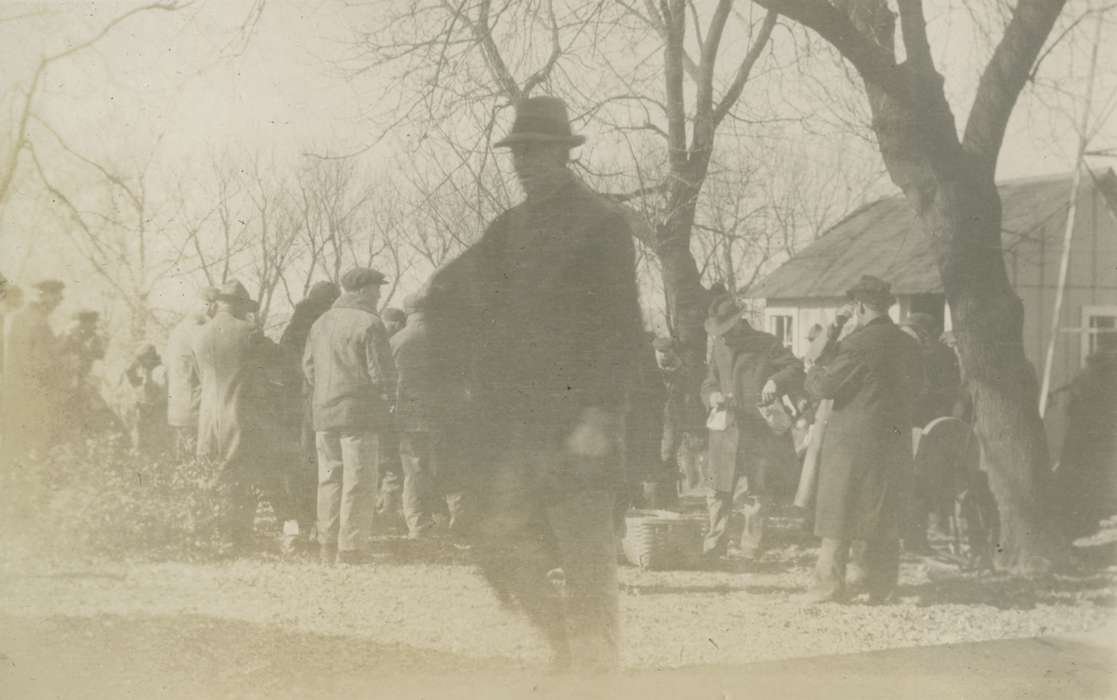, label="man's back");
[303,298,394,432]
[166,315,205,428]
[191,310,257,462]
